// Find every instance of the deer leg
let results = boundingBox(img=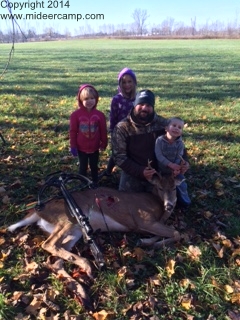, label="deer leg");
[153,237,178,248]
[138,235,161,247]
[8,211,40,232]
[160,208,173,223]
[138,229,180,247]
[42,223,93,278]
[139,221,179,239]
[45,257,92,309]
